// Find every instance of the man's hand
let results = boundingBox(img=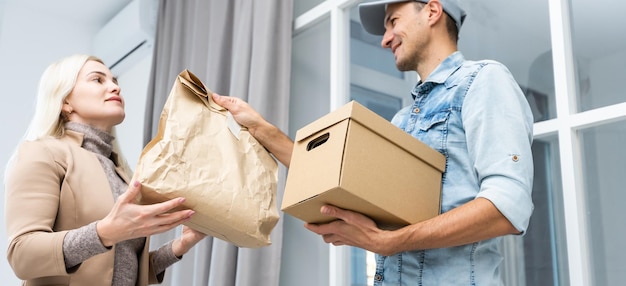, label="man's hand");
[304,205,395,256]
[211,93,265,136]
[211,93,294,167]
